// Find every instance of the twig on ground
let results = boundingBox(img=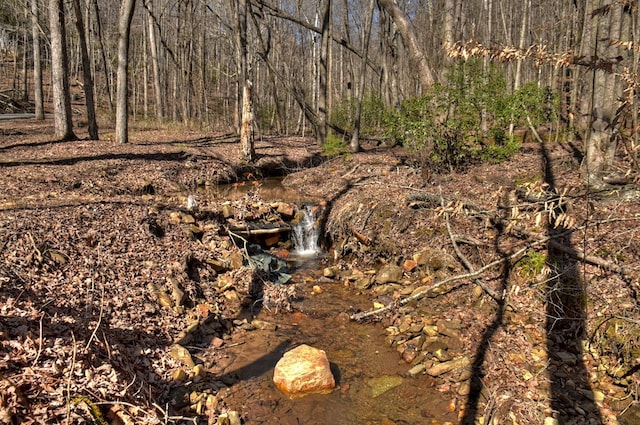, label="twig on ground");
[85,284,105,350]
[32,312,44,367]
[66,332,77,425]
[27,232,42,263]
[352,210,635,321]
[444,210,504,304]
[152,402,198,424]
